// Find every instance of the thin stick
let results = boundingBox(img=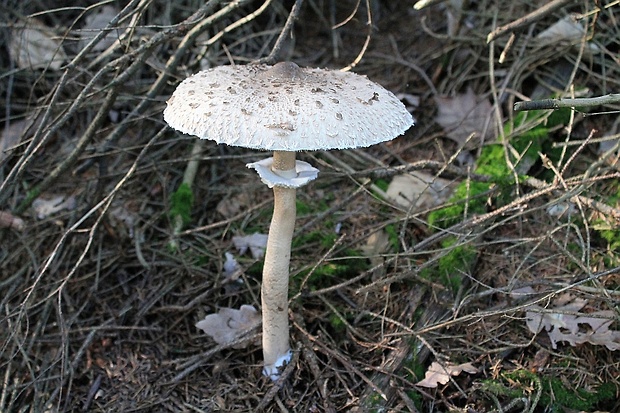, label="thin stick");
[7,3,214,211]
[15,88,118,213]
[203,0,273,50]
[256,342,300,411]
[486,0,574,43]
[340,0,372,72]
[256,0,304,64]
[514,93,620,111]
[413,0,447,10]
